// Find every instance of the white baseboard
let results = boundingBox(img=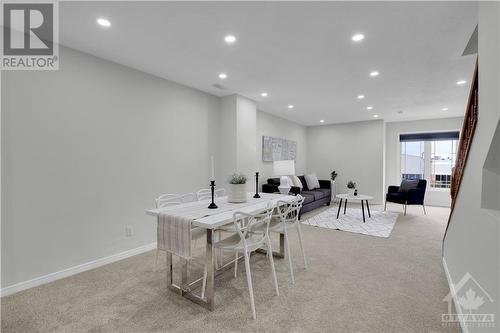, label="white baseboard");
[0,242,156,298]
[442,257,469,333]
